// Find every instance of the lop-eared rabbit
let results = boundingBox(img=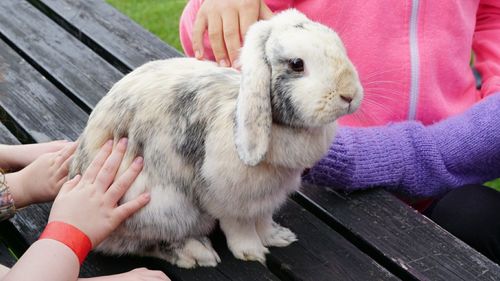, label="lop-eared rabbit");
[70,9,363,268]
